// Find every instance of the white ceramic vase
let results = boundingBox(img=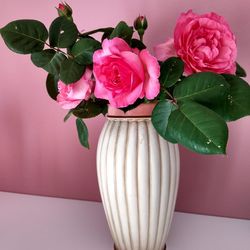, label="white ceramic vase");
[96,106,180,250]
